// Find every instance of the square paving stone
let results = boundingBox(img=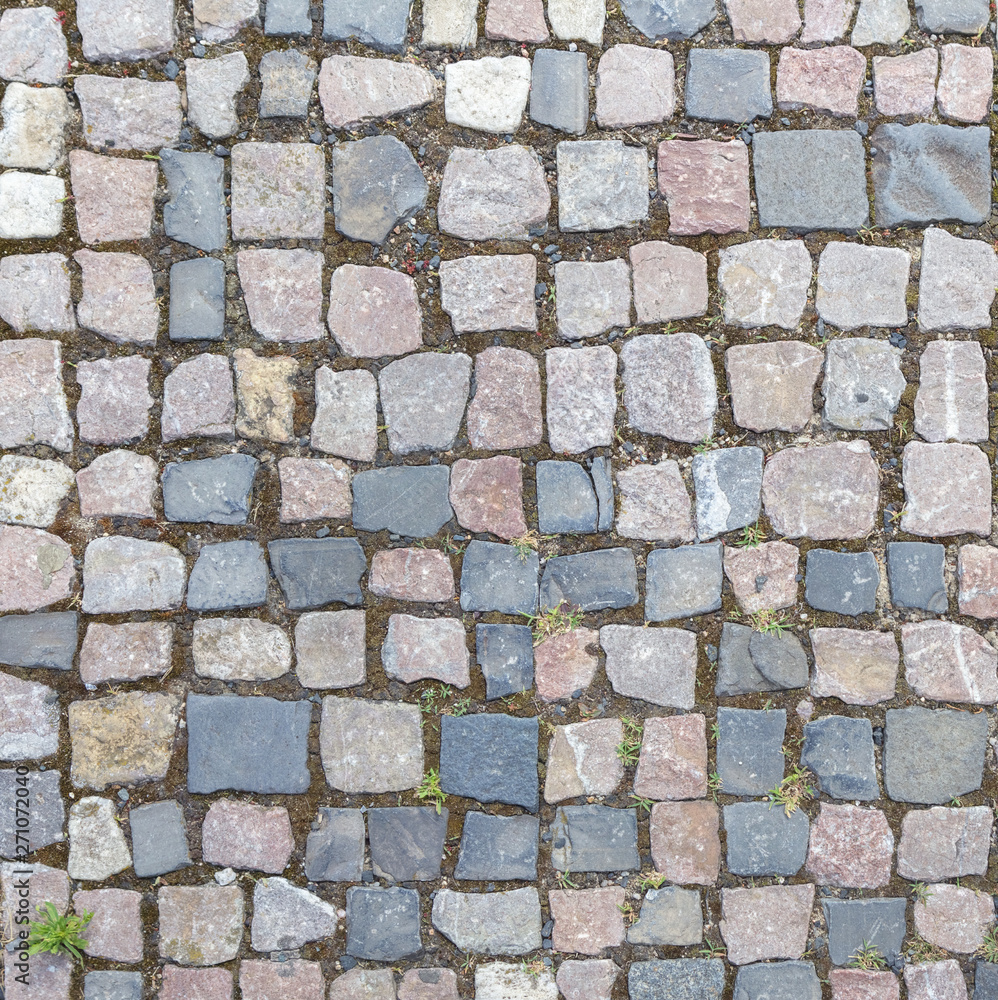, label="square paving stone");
[692,447,763,541]
[268,537,366,609]
[724,802,809,877]
[658,139,750,236]
[546,344,617,453]
[324,0,411,50]
[615,461,696,542]
[305,807,365,881]
[162,455,256,524]
[461,540,539,615]
[295,610,366,690]
[810,628,899,706]
[555,259,632,341]
[801,715,879,801]
[440,255,537,334]
[0,767,64,856]
[259,49,316,118]
[823,898,906,967]
[530,49,588,134]
[130,799,190,877]
[725,341,824,433]
[887,541,947,612]
[872,124,991,227]
[476,624,534,700]
[369,807,447,882]
[650,801,721,885]
[187,540,268,611]
[753,130,869,232]
[231,142,325,239]
[346,886,422,960]
[169,258,225,342]
[627,887,703,947]
[540,548,639,612]
[551,805,640,872]
[898,805,992,882]
[440,713,538,810]
[187,694,311,794]
[601,624,698,710]
[595,44,676,128]
[716,623,783,697]
[455,812,539,881]
[556,139,648,231]
[645,543,723,621]
[807,803,893,889]
[537,460,599,533]
[733,962,821,1000]
[804,550,880,616]
[550,886,626,954]
[0,611,77,670]
[84,972,142,1000]
[685,48,772,123]
[353,466,454,539]
[884,706,987,803]
[716,707,787,797]
[629,959,724,1000]
[266,0,310,33]
[901,441,992,538]
[822,338,906,429]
